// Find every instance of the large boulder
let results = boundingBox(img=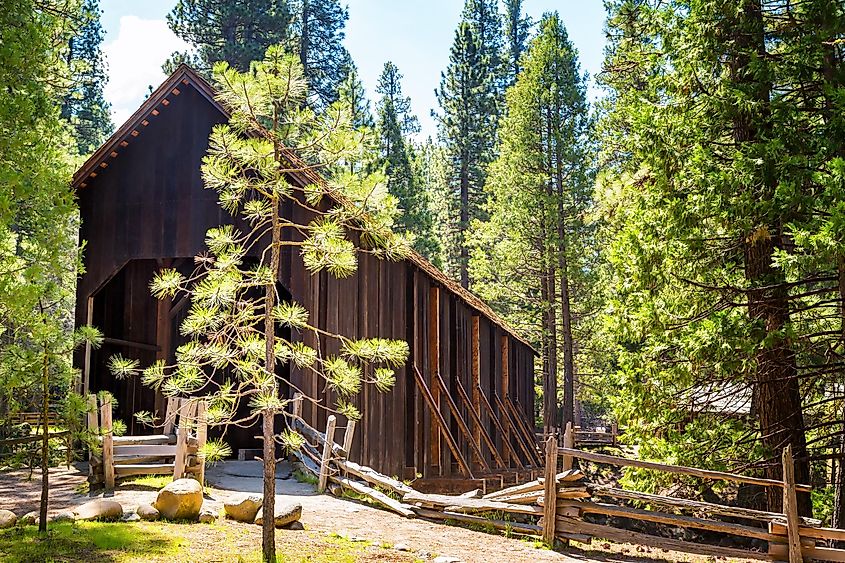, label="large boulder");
[136,503,160,521]
[154,478,203,521]
[49,511,75,523]
[73,499,123,521]
[198,505,217,524]
[224,494,262,523]
[0,510,16,529]
[19,511,38,526]
[254,503,302,528]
